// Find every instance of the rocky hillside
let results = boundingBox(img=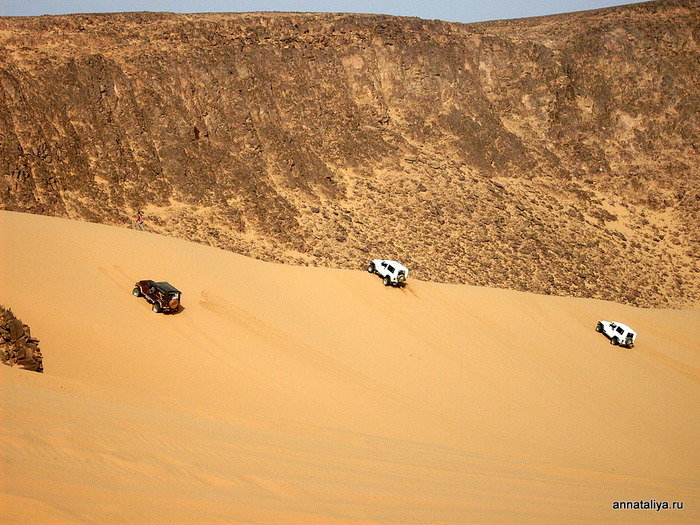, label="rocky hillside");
[0,1,698,307]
